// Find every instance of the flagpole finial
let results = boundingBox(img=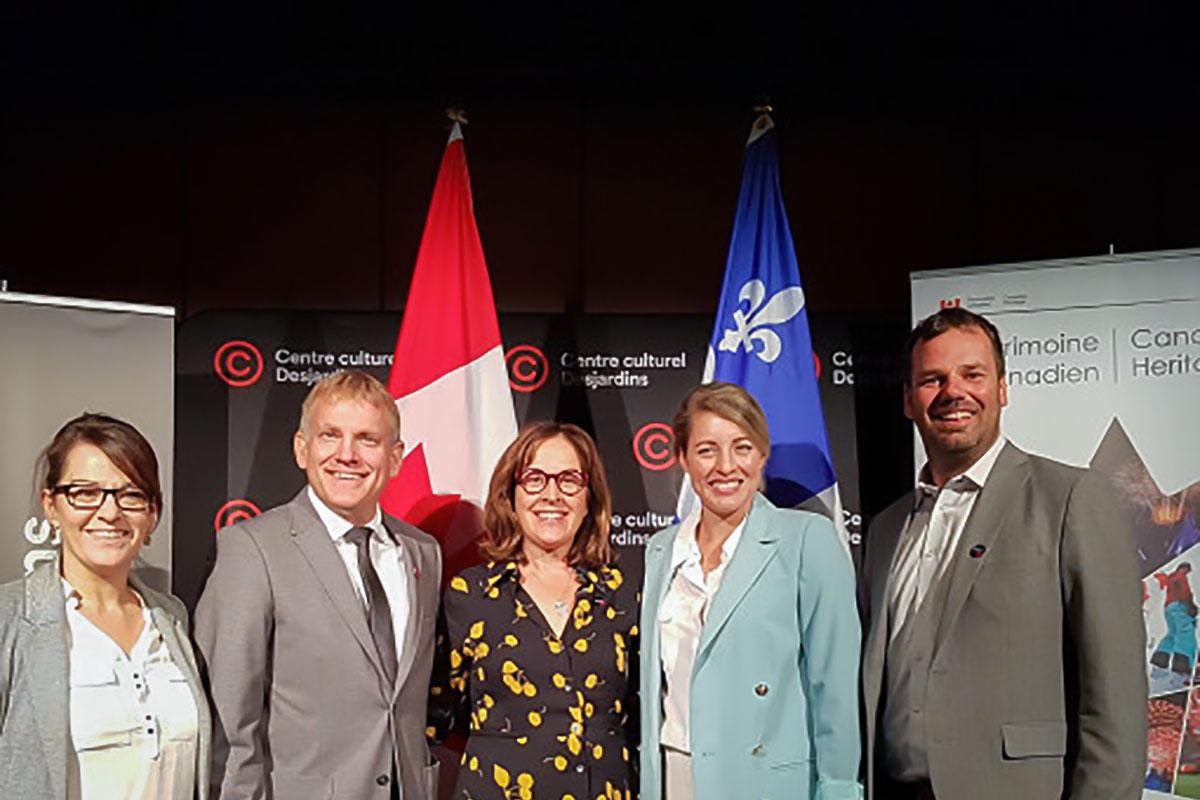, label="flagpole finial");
[446,105,469,125]
[747,108,775,145]
[753,102,773,115]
